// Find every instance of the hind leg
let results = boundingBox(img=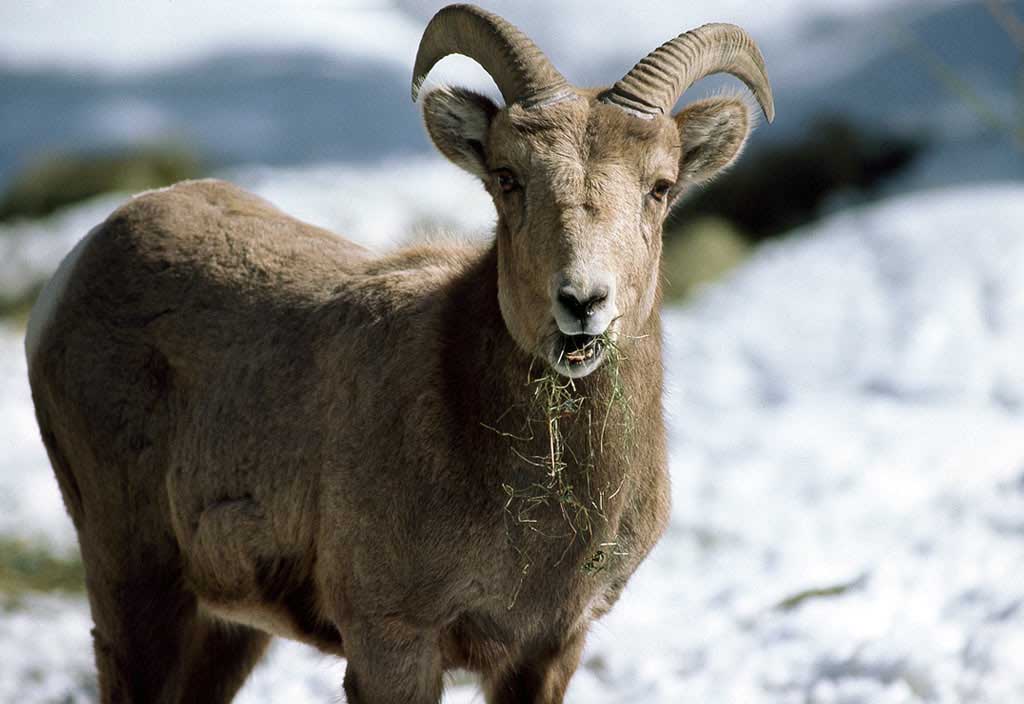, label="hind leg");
[87,568,196,704]
[177,617,271,703]
[72,490,263,702]
[88,575,270,703]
